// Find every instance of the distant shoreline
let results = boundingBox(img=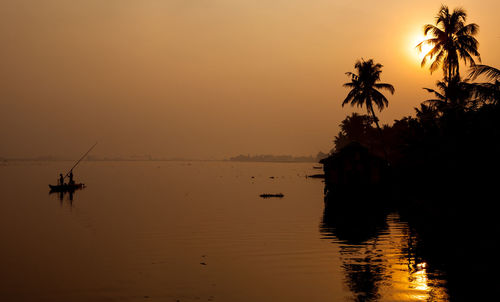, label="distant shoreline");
[229,154,324,163]
[0,158,320,163]
[0,158,216,162]
[228,159,317,163]
[1,154,324,163]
